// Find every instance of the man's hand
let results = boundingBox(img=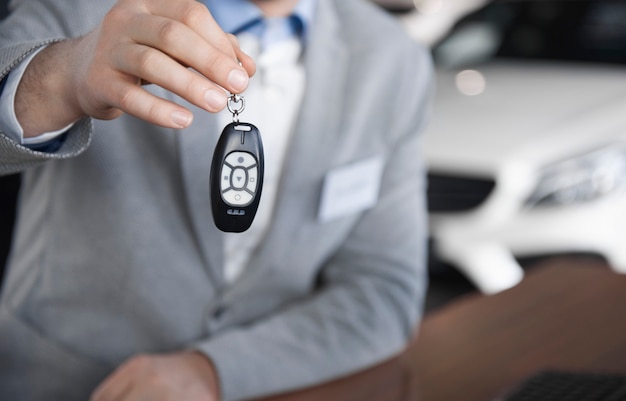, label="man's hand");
[90,351,221,401]
[16,0,256,137]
